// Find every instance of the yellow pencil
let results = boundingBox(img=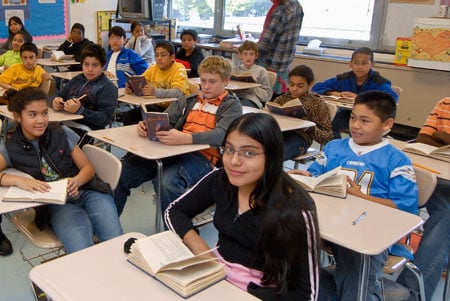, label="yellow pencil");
[412,162,441,175]
[102,136,115,143]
